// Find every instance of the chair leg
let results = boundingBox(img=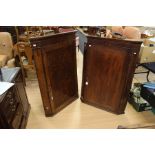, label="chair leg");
[146,71,150,82]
